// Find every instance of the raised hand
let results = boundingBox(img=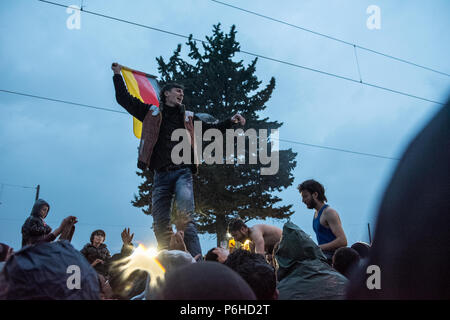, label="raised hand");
[92,258,104,267]
[169,231,187,252]
[149,105,160,116]
[121,228,134,245]
[111,62,122,74]
[231,113,246,126]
